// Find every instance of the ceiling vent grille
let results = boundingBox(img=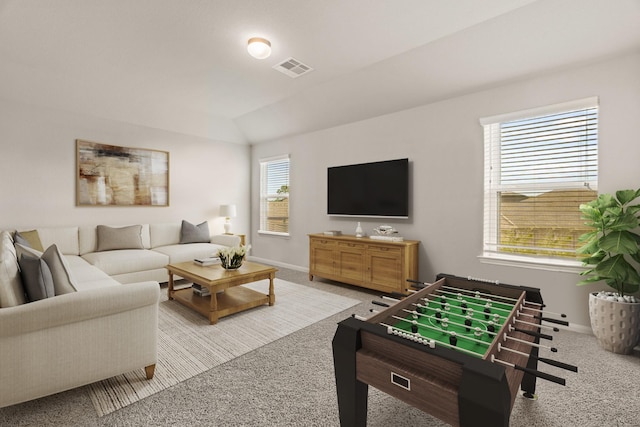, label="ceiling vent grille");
[273,57,314,78]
